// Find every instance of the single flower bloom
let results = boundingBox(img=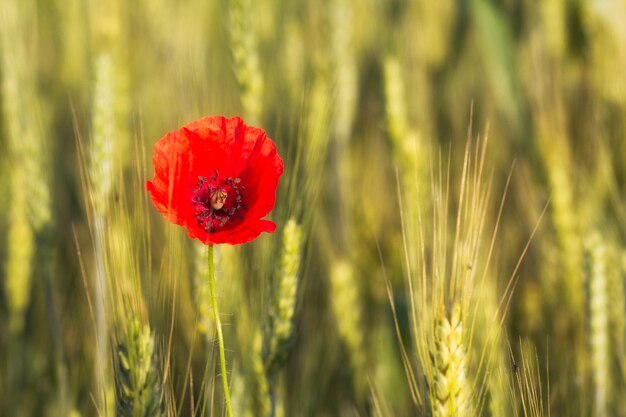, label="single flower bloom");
[146,116,284,245]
